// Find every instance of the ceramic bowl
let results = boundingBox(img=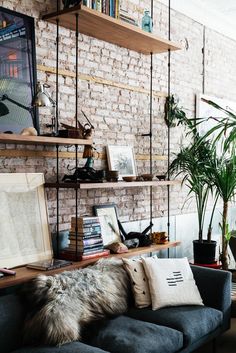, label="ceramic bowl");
[122,176,137,182]
[141,173,153,181]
